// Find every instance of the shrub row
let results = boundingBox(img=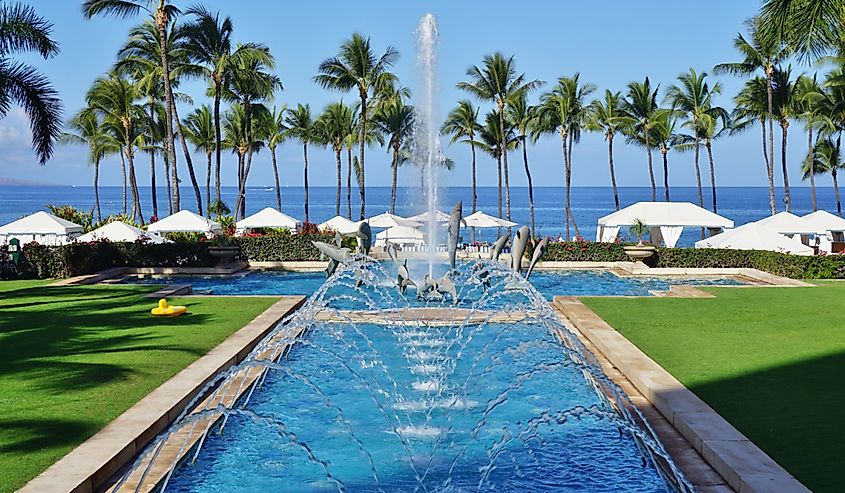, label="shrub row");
[228,232,336,261]
[543,241,628,262]
[651,247,845,279]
